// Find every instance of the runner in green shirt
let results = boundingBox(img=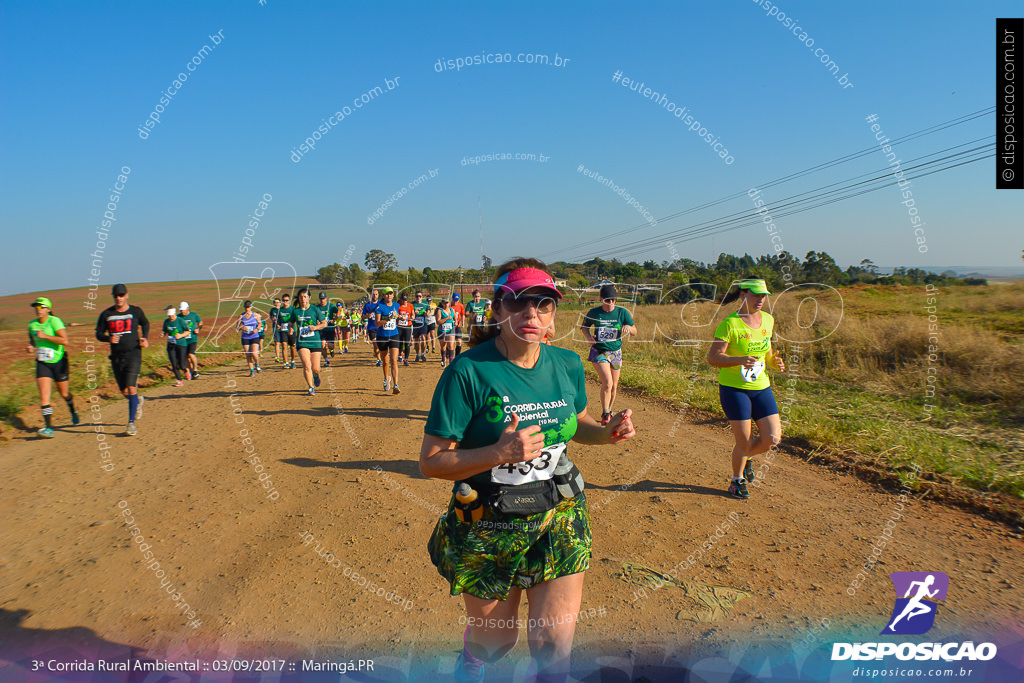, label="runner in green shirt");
[276,294,297,368]
[412,291,431,362]
[316,291,335,365]
[293,288,328,395]
[178,302,203,378]
[26,296,78,438]
[580,284,637,425]
[26,297,79,437]
[706,277,785,500]
[420,259,637,683]
[161,306,192,385]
